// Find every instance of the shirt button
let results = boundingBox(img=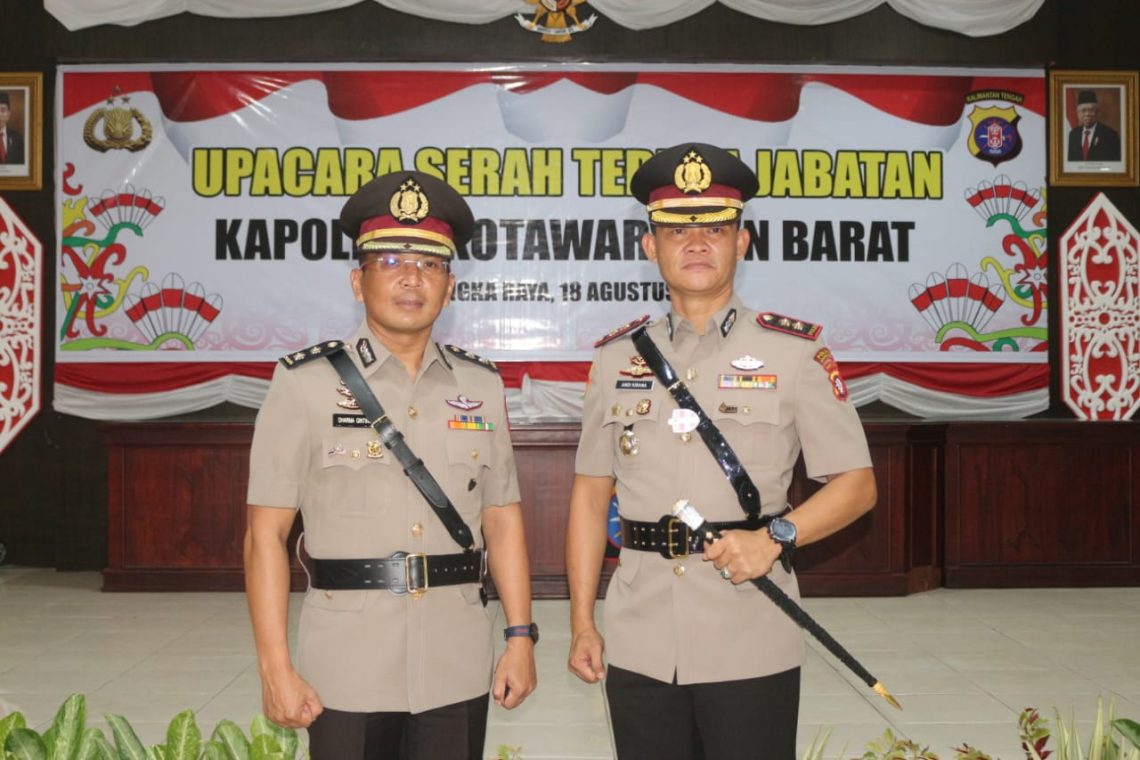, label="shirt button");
[408,406,418,419]
[411,523,423,537]
[471,449,479,461]
[686,367,698,381]
[673,563,685,577]
[324,590,333,599]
